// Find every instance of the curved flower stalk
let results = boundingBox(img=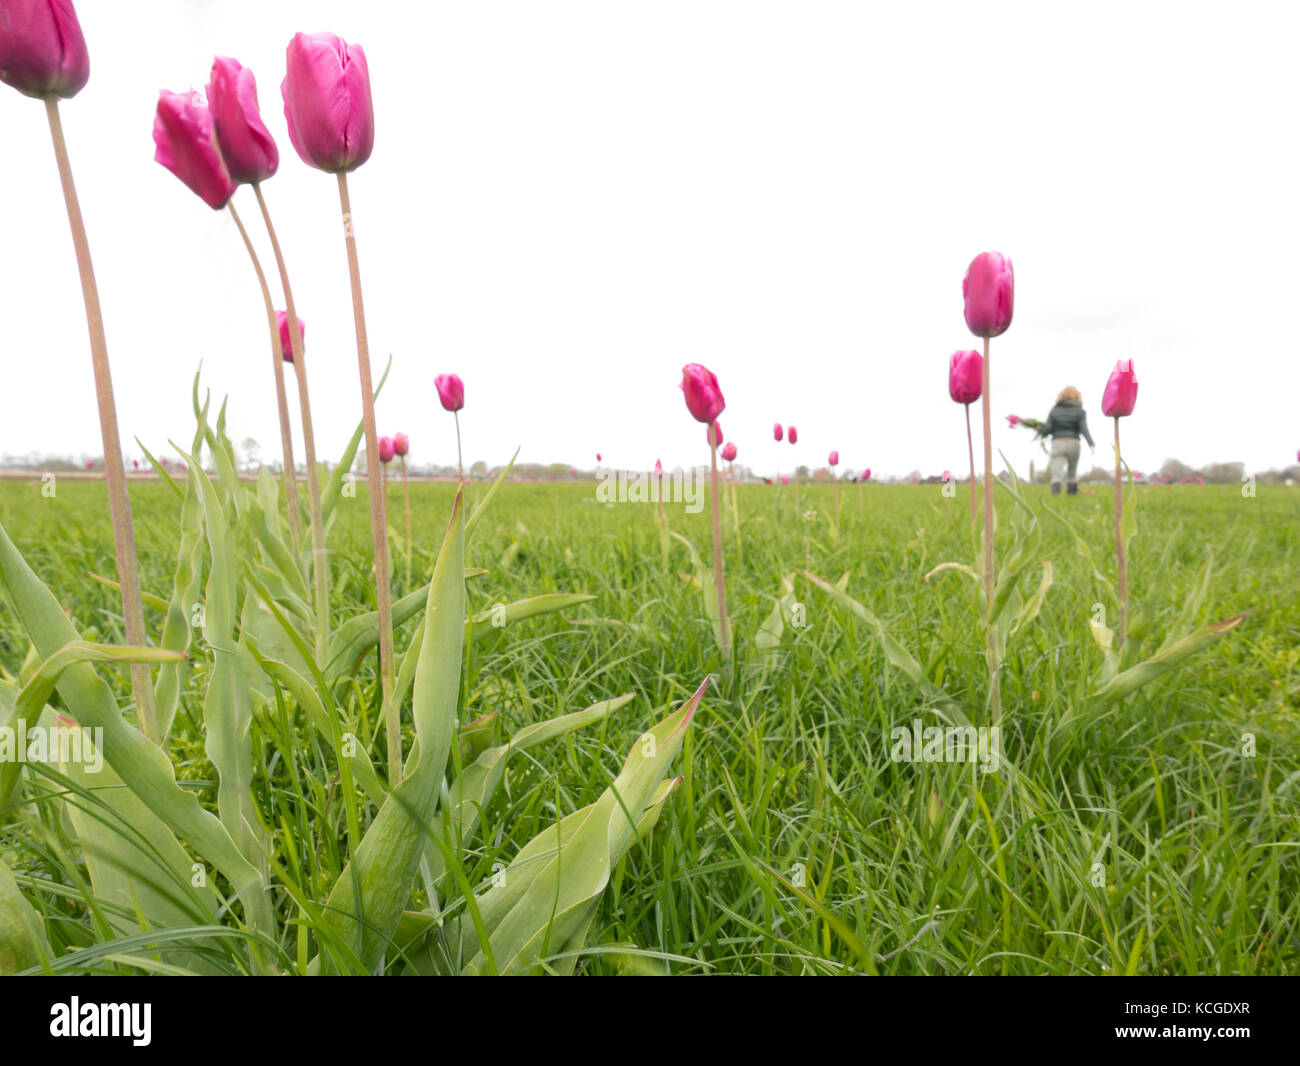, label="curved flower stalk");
[680,364,731,659]
[2,2,155,740]
[962,251,1014,723]
[281,30,396,780]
